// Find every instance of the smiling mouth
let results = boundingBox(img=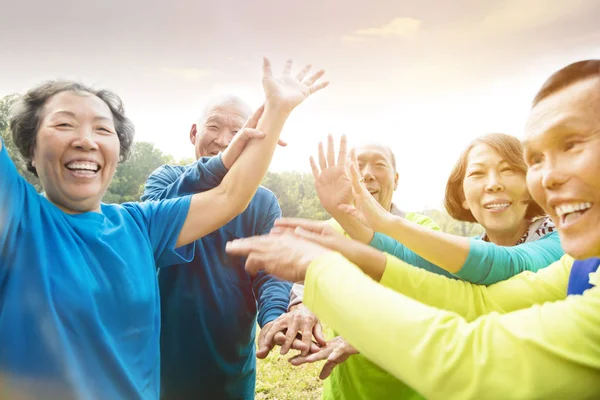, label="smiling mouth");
[555,202,593,226]
[65,161,100,177]
[484,202,511,211]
